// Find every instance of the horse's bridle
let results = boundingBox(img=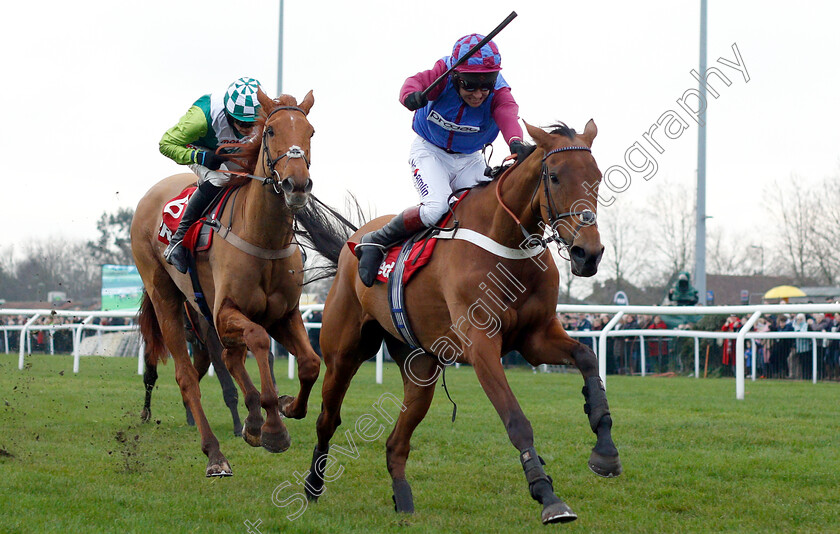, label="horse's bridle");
[539,146,597,248]
[260,105,312,196]
[496,145,597,251]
